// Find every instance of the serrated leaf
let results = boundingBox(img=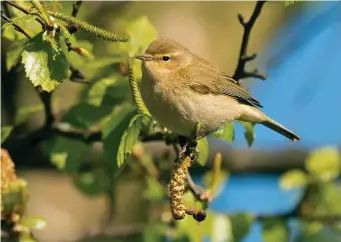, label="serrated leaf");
[230,213,255,242]
[103,107,136,174]
[305,147,340,182]
[6,39,28,71]
[240,121,255,147]
[21,31,69,92]
[1,126,13,144]
[20,216,47,230]
[280,169,308,190]
[212,122,234,142]
[262,218,289,242]
[197,137,209,166]
[117,114,145,168]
